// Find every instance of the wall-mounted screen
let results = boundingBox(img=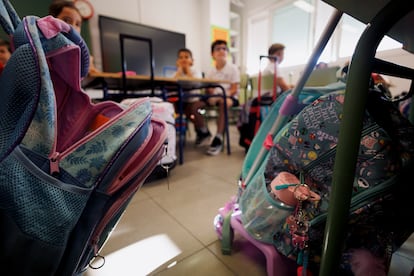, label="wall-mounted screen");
[99,16,185,76]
